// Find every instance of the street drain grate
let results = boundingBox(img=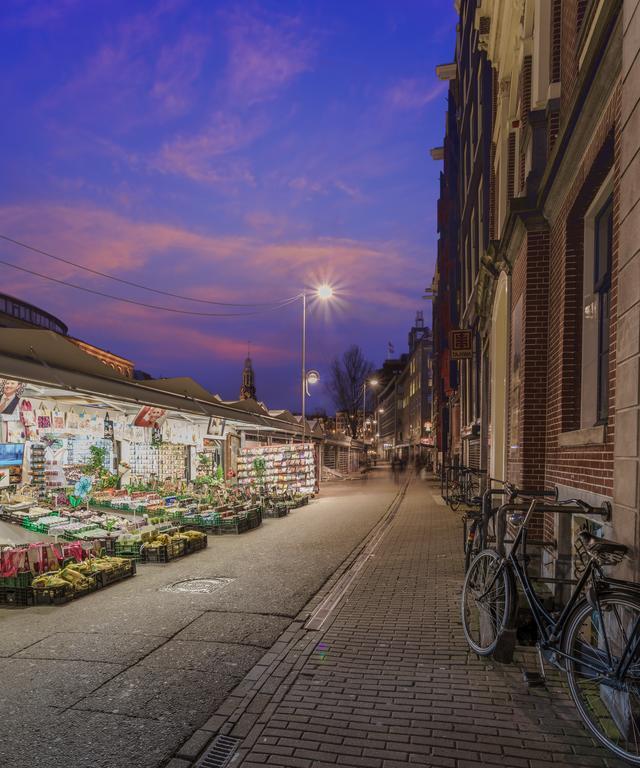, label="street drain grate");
[162,578,234,594]
[195,734,240,768]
